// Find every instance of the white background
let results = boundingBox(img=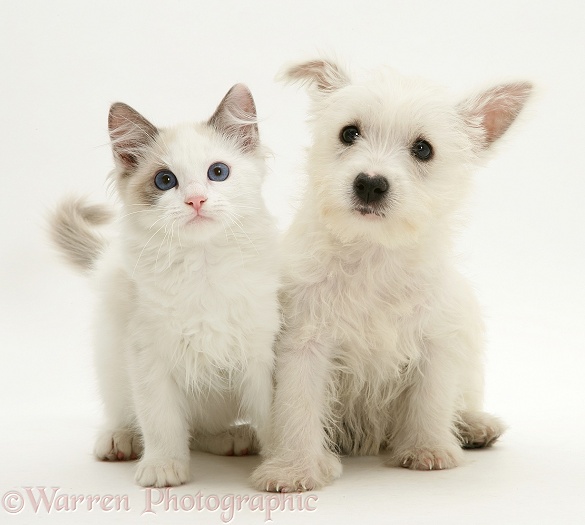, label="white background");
[1,1,584,523]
